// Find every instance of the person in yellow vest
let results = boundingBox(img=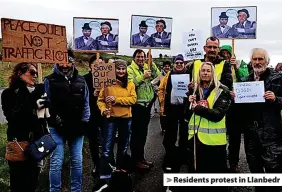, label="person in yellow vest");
[186,62,231,192]
[219,45,250,173]
[158,54,189,173]
[94,59,137,191]
[187,36,233,90]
